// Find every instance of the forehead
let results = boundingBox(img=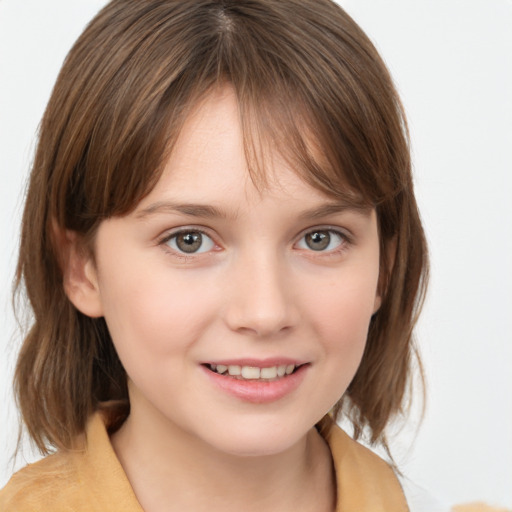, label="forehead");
[135,85,366,215]
[136,84,369,208]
